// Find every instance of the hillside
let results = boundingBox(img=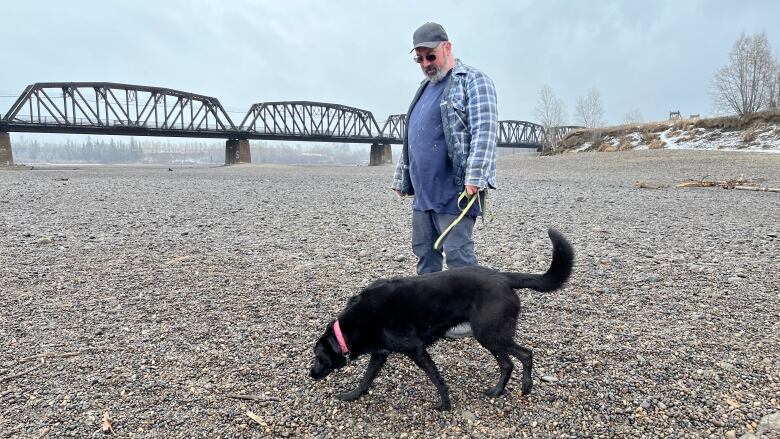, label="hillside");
[554,110,780,154]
